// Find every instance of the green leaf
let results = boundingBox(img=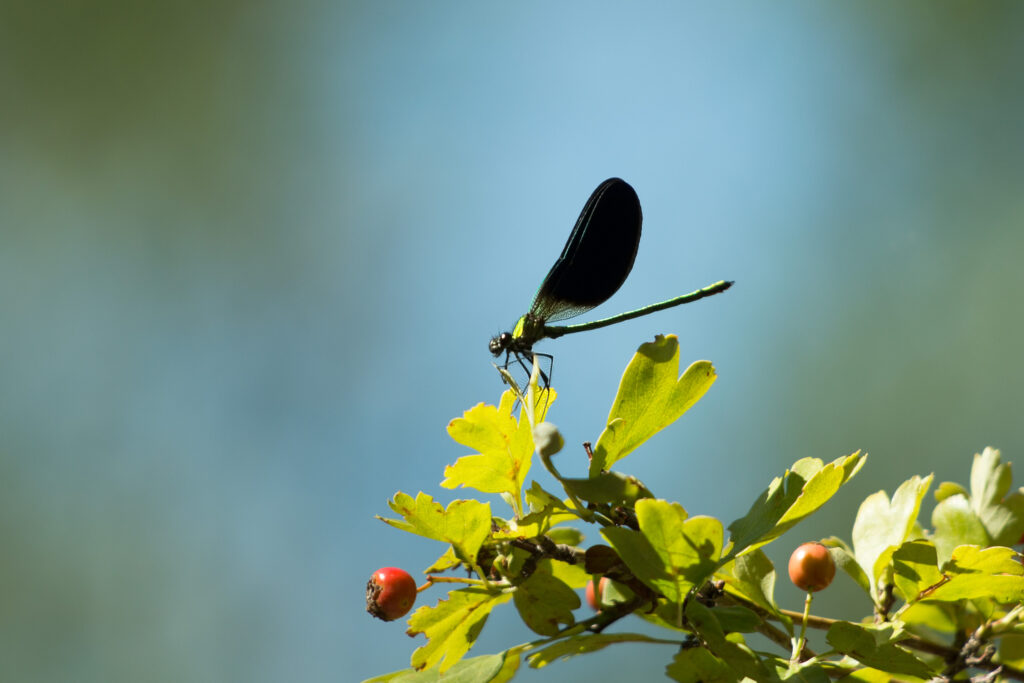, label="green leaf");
[361,650,521,683]
[548,557,589,589]
[561,471,654,505]
[971,447,1011,515]
[600,528,668,601]
[590,335,716,475]
[381,492,491,565]
[492,482,577,539]
[602,500,723,607]
[825,621,933,679]
[720,548,784,621]
[425,546,462,573]
[930,574,1024,604]
[821,537,872,599]
[890,540,944,603]
[900,601,958,634]
[999,633,1024,669]
[407,587,513,673]
[726,453,866,559]
[709,605,762,633]
[1001,490,1024,544]
[931,494,989,566]
[851,474,933,598]
[684,600,772,682]
[946,544,1024,573]
[777,659,831,683]
[969,447,1024,546]
[926,545,1024,603]
[935,481,968,502]
[442,396,534,505]
[526,632,665,668]
[831,667,900,682]
[511,561,580,636]
[545,526,583,547]
[665,646,738,683]
[597,578,635,610]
